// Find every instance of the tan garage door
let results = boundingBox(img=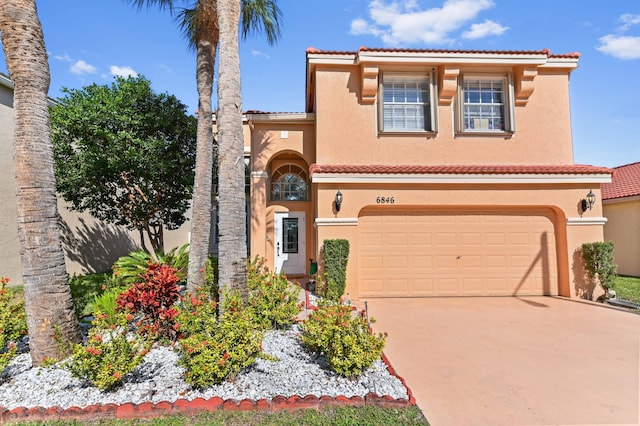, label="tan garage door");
[358,209,557,297]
